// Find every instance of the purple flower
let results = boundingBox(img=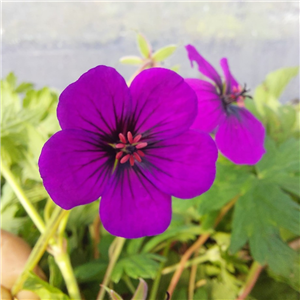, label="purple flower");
[39,66,218,238]
[185,45,266,165]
